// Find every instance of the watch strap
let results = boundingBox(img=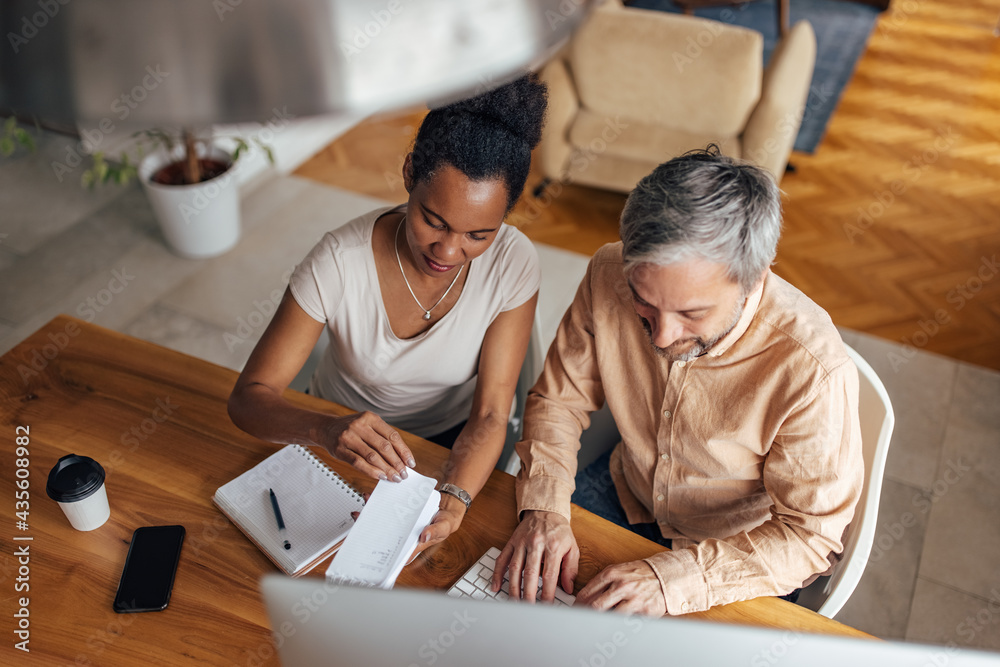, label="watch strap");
[438,483,472,510]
